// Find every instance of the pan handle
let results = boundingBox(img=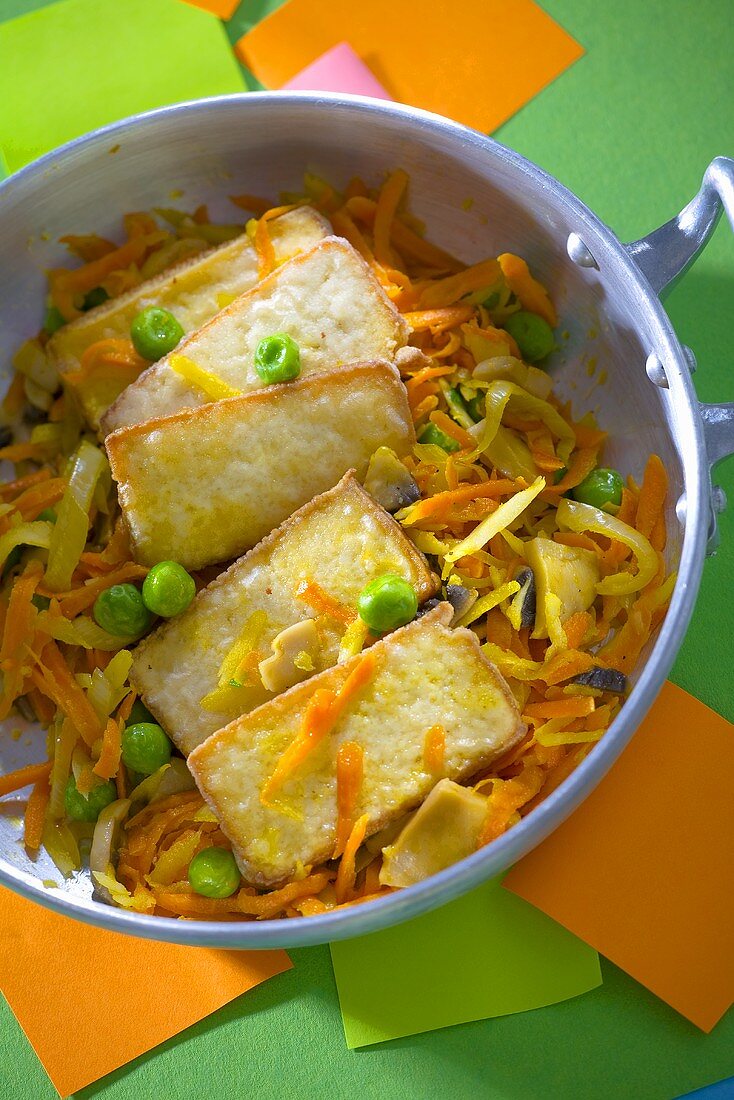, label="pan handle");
[625,156,734,552]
